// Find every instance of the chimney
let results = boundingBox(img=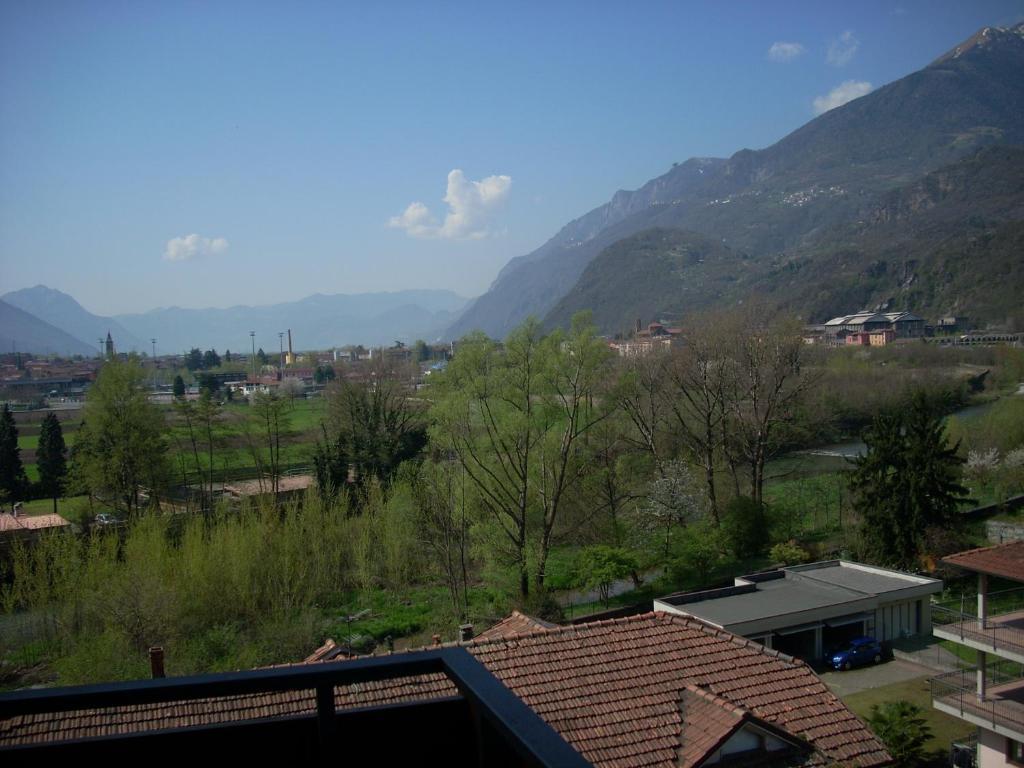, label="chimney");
[149,646,165,678]
[288,329,293,358]
[459,624,474,642]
